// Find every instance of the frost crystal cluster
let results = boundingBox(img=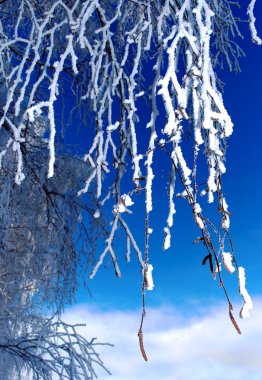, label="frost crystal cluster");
[0,0,260,354]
